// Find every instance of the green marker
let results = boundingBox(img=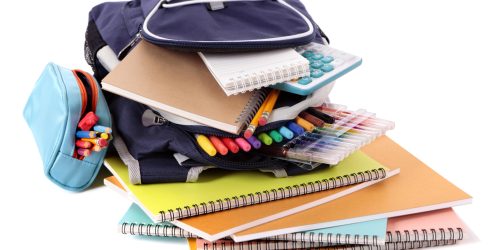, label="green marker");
[257,133,273,146]
[269,130,283,143]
